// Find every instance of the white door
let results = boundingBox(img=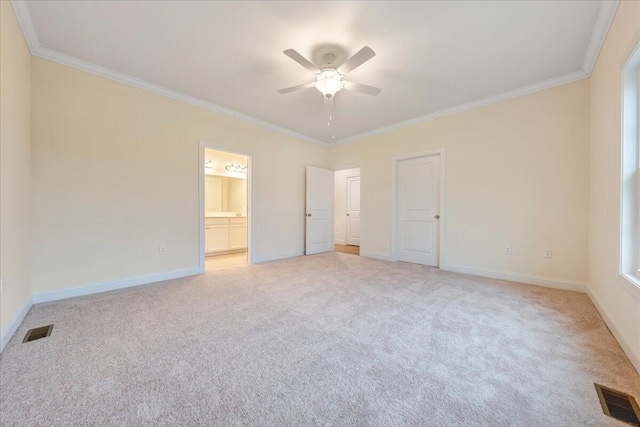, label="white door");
[397,155,440,266]
[306,166,334,255]
[346,175,361,246]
